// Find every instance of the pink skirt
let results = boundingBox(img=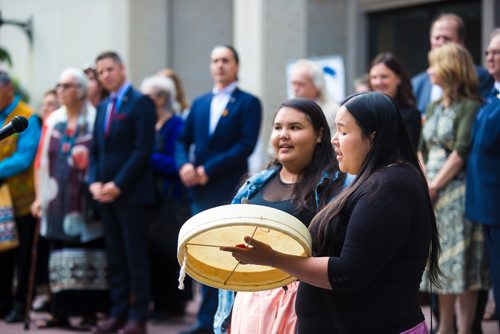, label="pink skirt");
[230,281,298,334]
[401,321,428,334]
